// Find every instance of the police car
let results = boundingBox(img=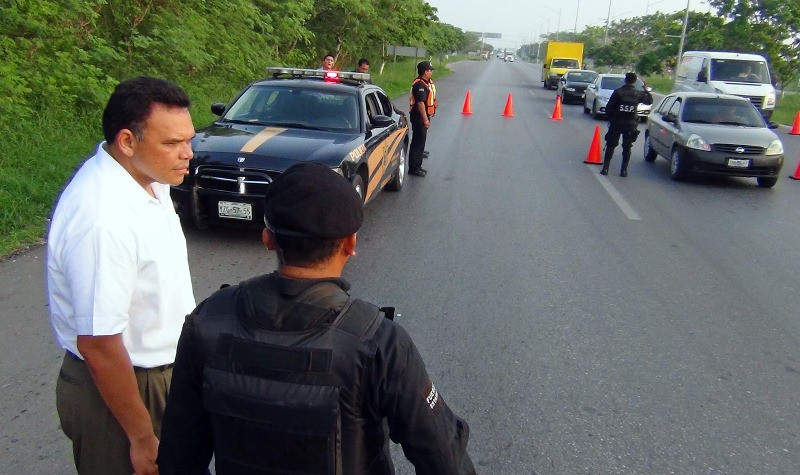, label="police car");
[172,67,409,228]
